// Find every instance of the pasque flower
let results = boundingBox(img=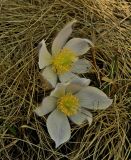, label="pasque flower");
[34,78,113,148]
[38,20,93,87]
